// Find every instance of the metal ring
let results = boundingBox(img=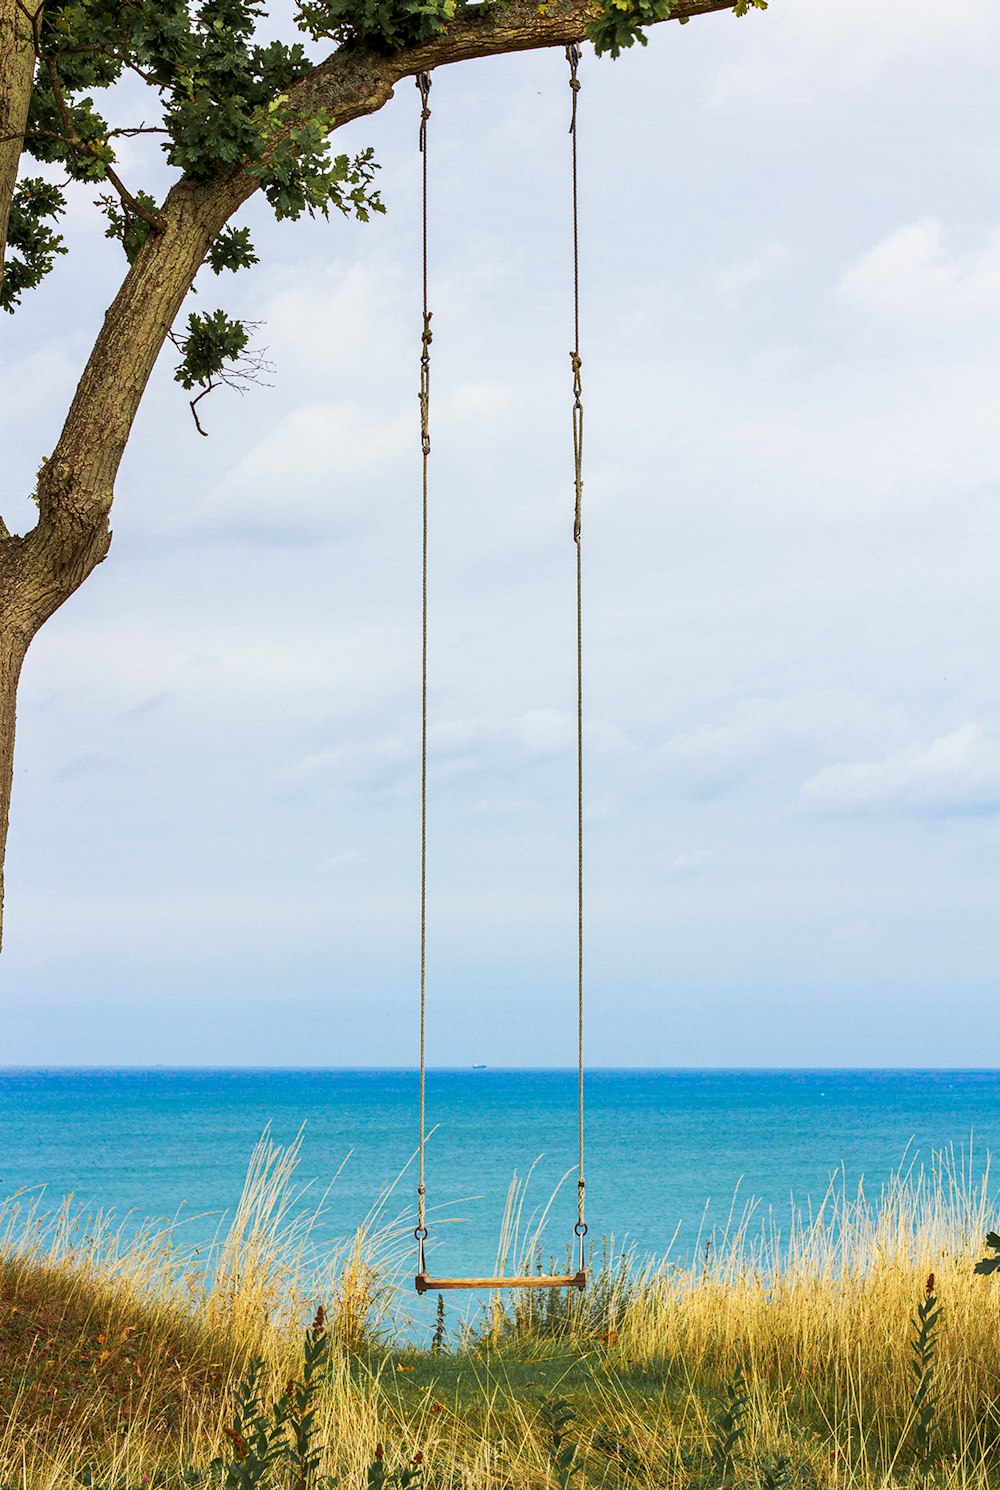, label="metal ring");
[414,1226,429,1241]
[574,1222,589,1237]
